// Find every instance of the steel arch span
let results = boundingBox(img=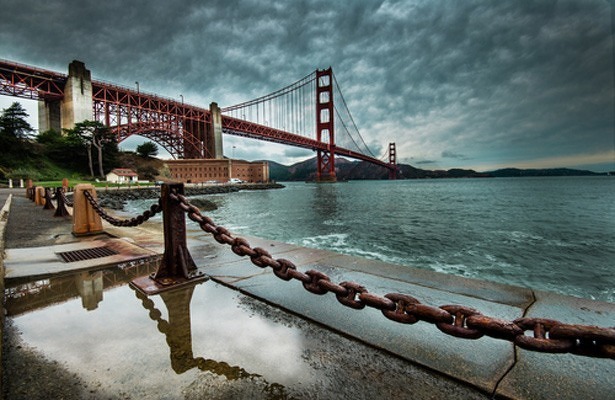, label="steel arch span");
[92,82,214,160]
